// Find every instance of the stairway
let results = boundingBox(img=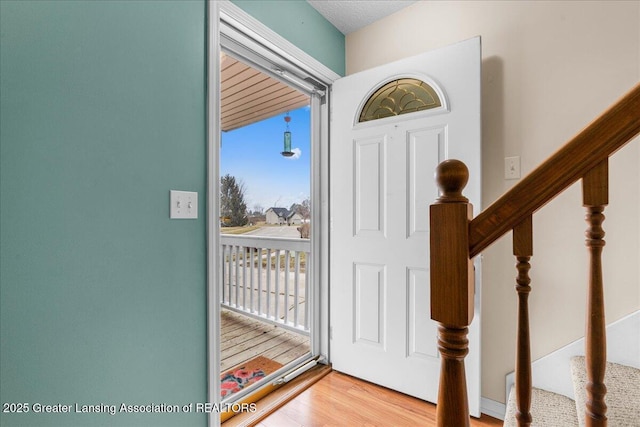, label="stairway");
[504,357,640,426]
